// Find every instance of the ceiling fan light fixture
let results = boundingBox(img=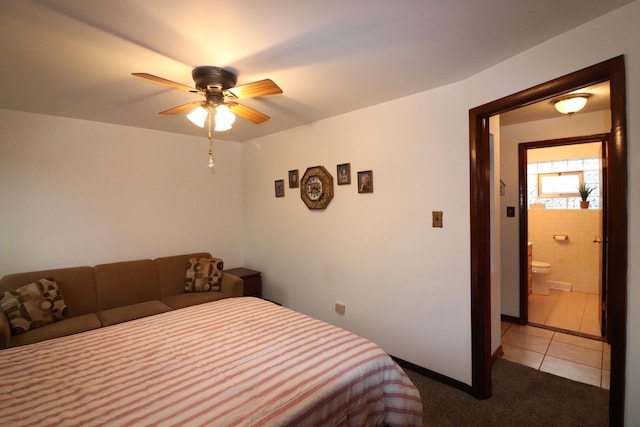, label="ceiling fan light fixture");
[553,93,590,115]
[133,66,281,168]
[187,106,208,128]
[214,104,236,132]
